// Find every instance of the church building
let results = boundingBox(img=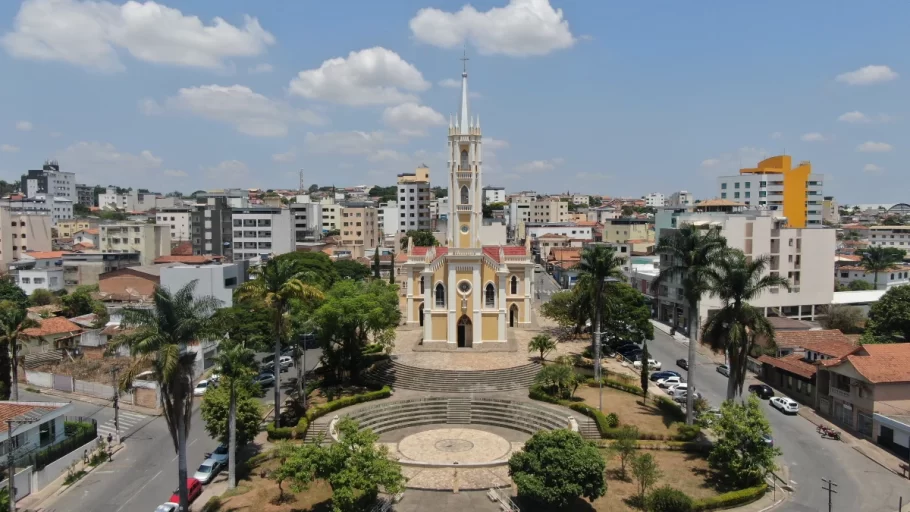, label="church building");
[401,62,534,347]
